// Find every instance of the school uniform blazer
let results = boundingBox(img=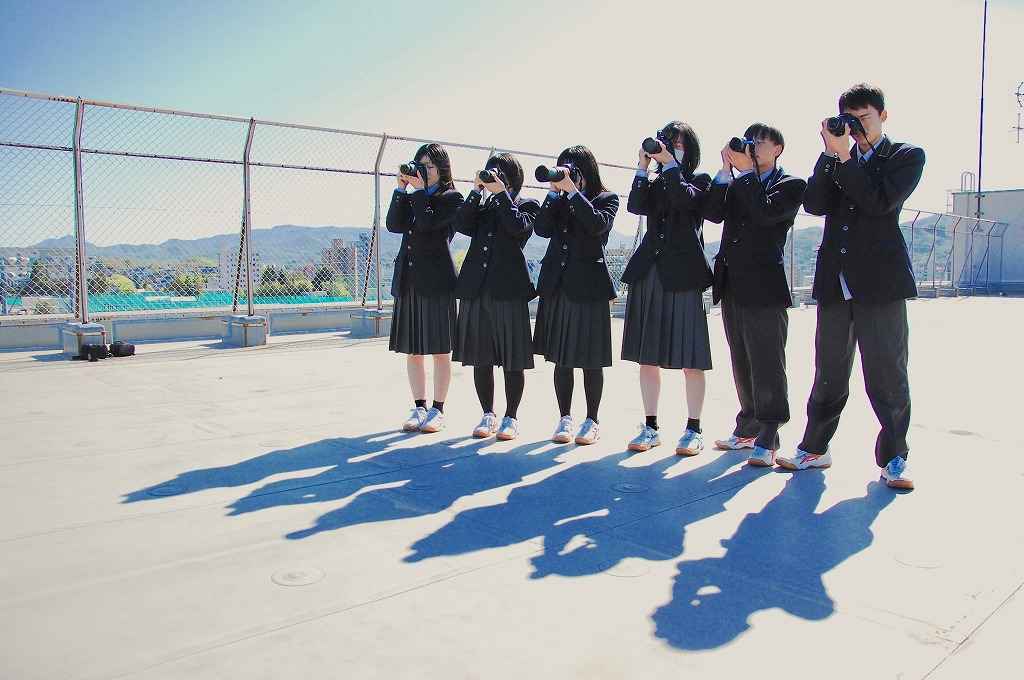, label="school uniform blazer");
[803,137,924,304]
[454,191,540,301]
[622,166,713,293]
[705,167,807,307]
[386,187,464,298]
[534,190,619,303]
